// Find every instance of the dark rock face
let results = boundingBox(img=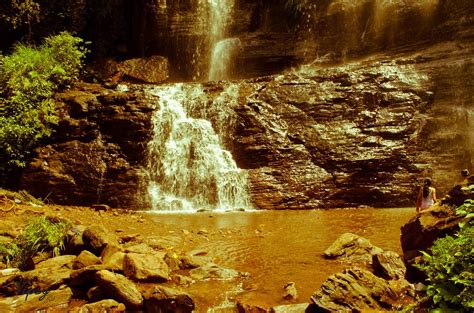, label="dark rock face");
[20,83,154,208]
[145,0,474,80]
[226,59,435,209]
